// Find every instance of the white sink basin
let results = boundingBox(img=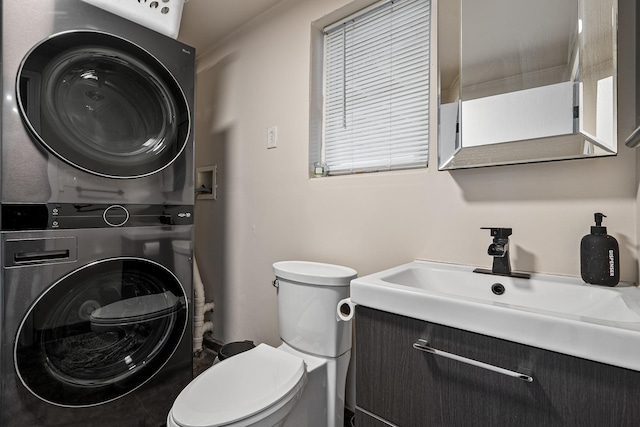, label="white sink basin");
[350,260,640,371]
